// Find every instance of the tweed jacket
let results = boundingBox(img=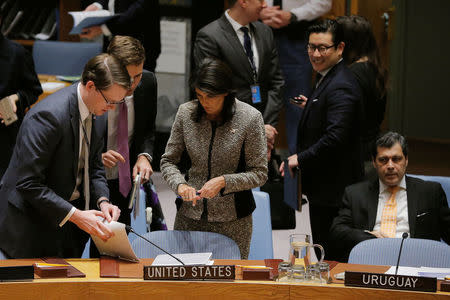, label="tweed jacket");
[160,99,268,222]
